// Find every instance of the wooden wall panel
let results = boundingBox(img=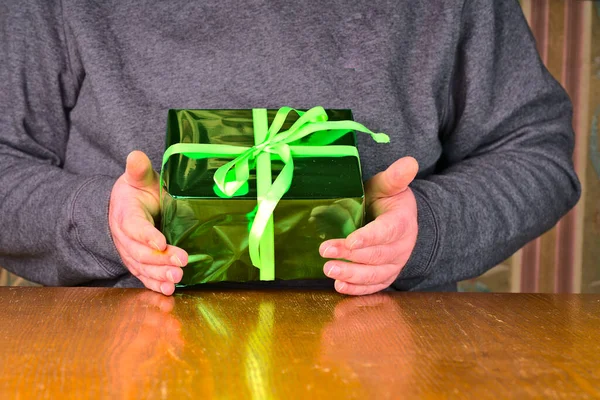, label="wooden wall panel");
[581,4,600,293]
